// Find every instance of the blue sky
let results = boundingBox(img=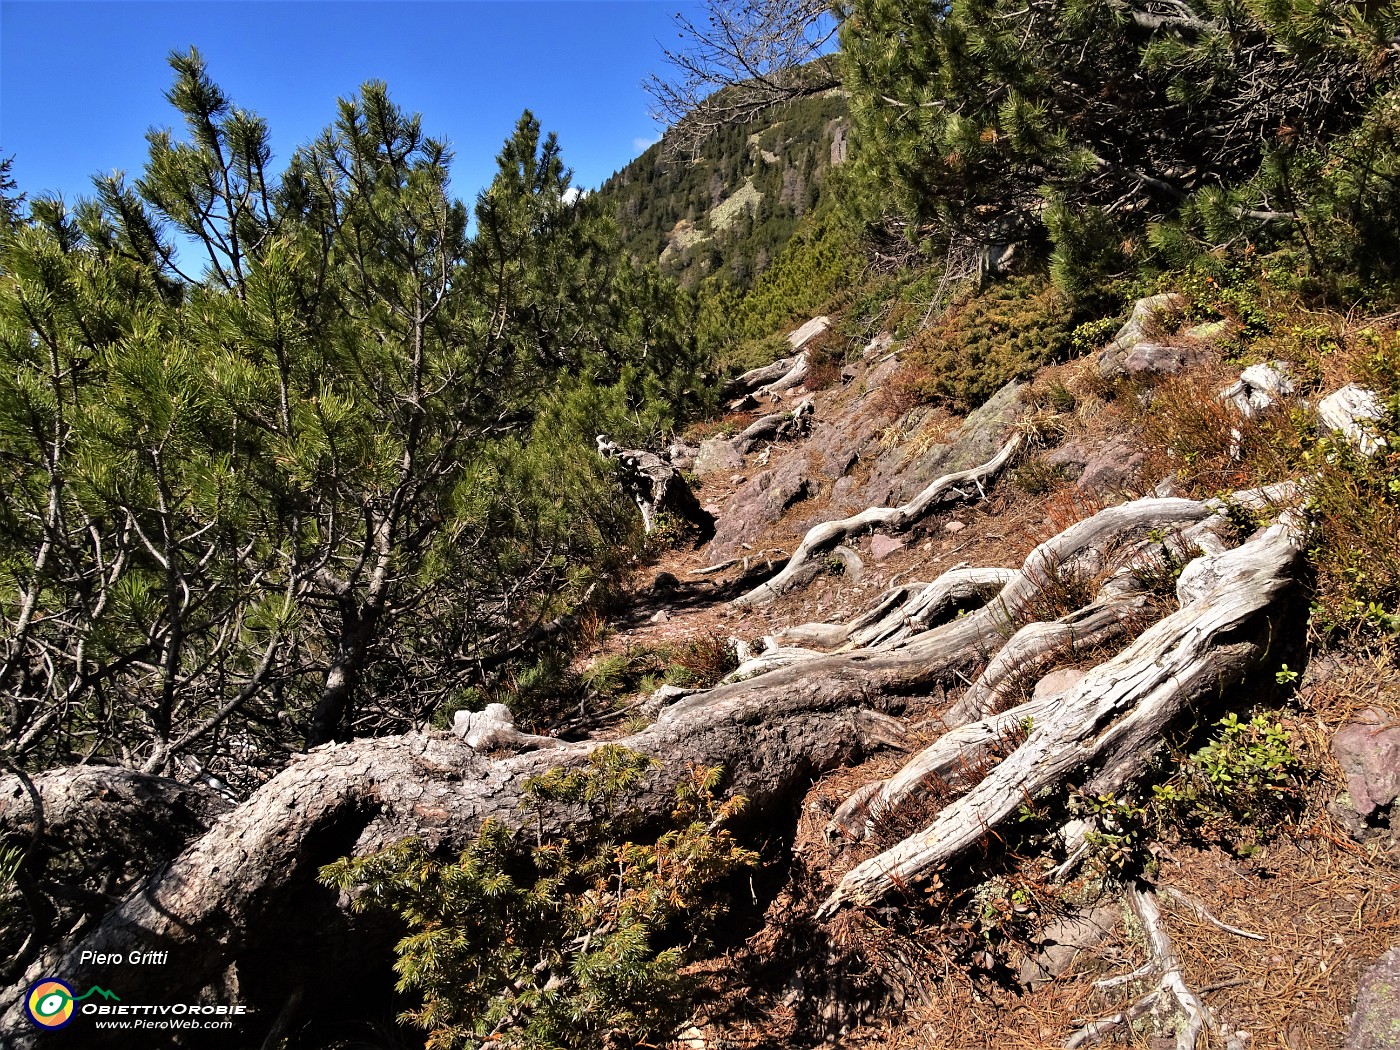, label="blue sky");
[1,0,707,208]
